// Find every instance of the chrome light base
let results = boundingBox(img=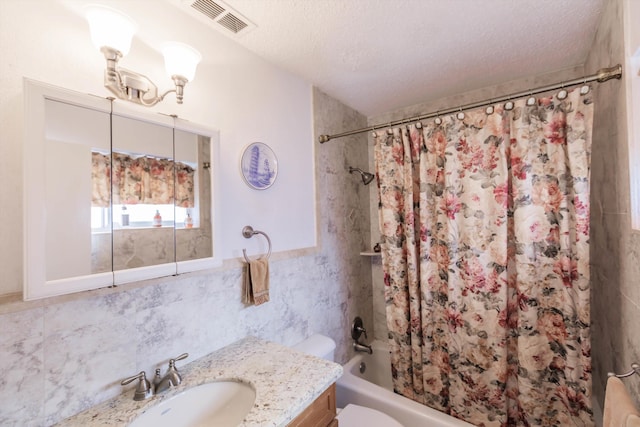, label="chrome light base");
[100,46,186,107]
